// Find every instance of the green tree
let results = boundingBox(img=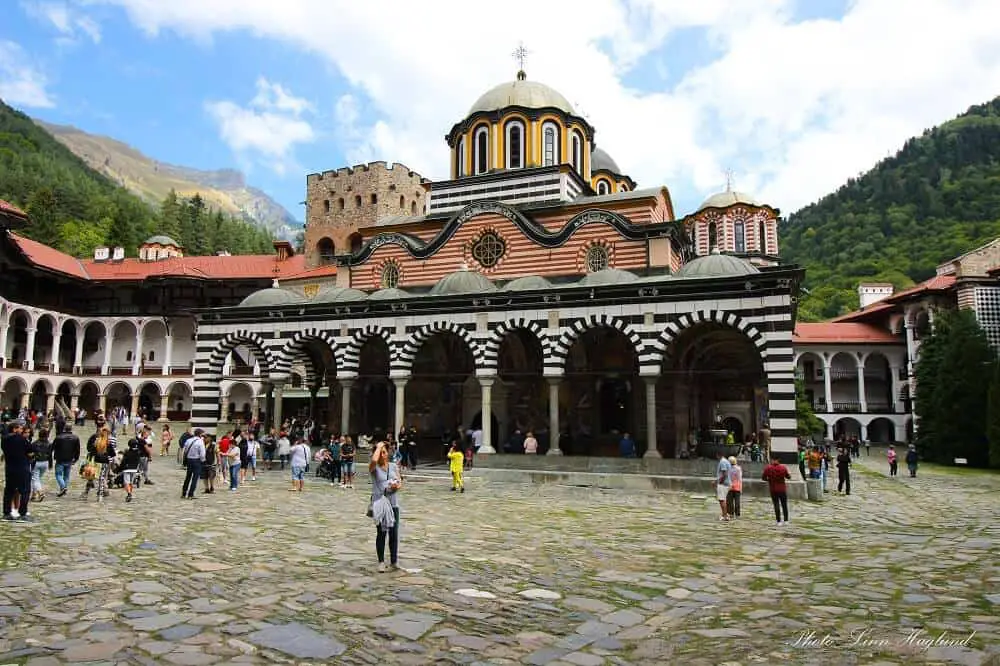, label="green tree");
[159,189,183,243]
[26,187,60,244]
[60,217,110,257]
[988,360,1000,468]
[795,377,825,437]
[915,309,995,466]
